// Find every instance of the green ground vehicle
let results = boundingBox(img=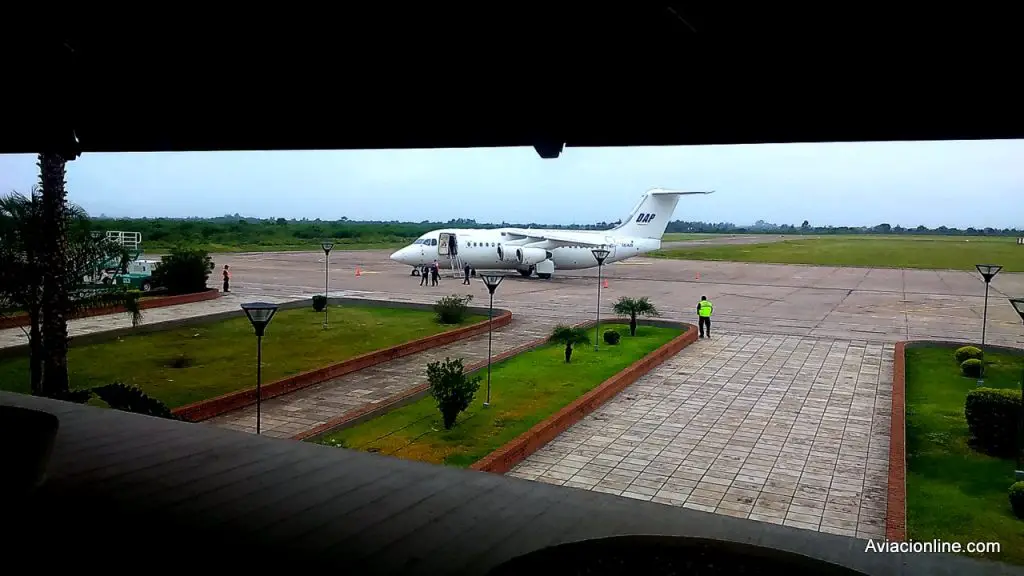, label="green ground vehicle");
[111,259,161,292]
[84,231,162,292]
